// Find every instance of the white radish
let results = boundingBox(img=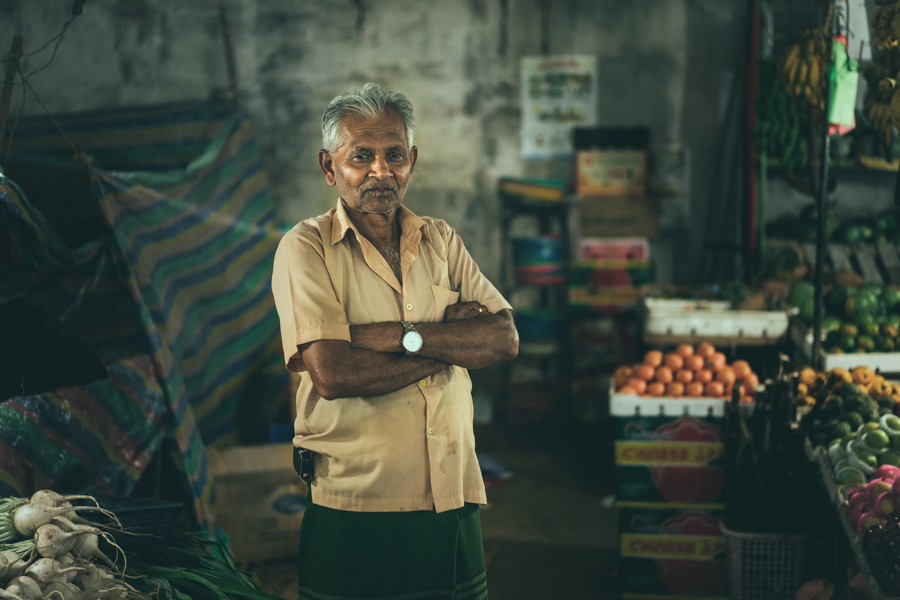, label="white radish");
[0,551,11,578]
[42,581,79,600]
[29,491,99,508]
[12,503,98,537]
[24,558,80,584]
[33,524,97,559]
[6,576,42,600]
[3,554,32,581]
[73,533,116,569]
[56,554,77,583]
[0,589,24,600]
